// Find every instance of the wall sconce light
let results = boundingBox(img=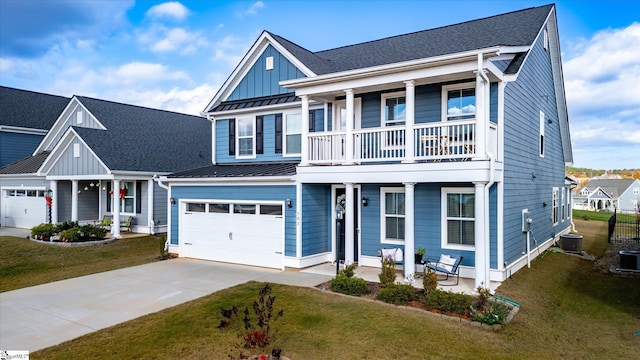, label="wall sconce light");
[543,202,548,207]
[170,197,176,205]
[361,197,368,207]
[286,198,292,208]
[546,118,553,124]
[531,172,537,180]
